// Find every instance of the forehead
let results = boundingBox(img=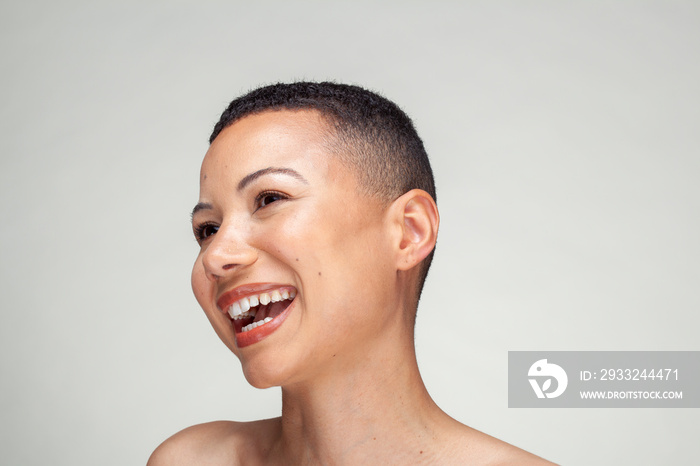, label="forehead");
[201,110,337,184]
